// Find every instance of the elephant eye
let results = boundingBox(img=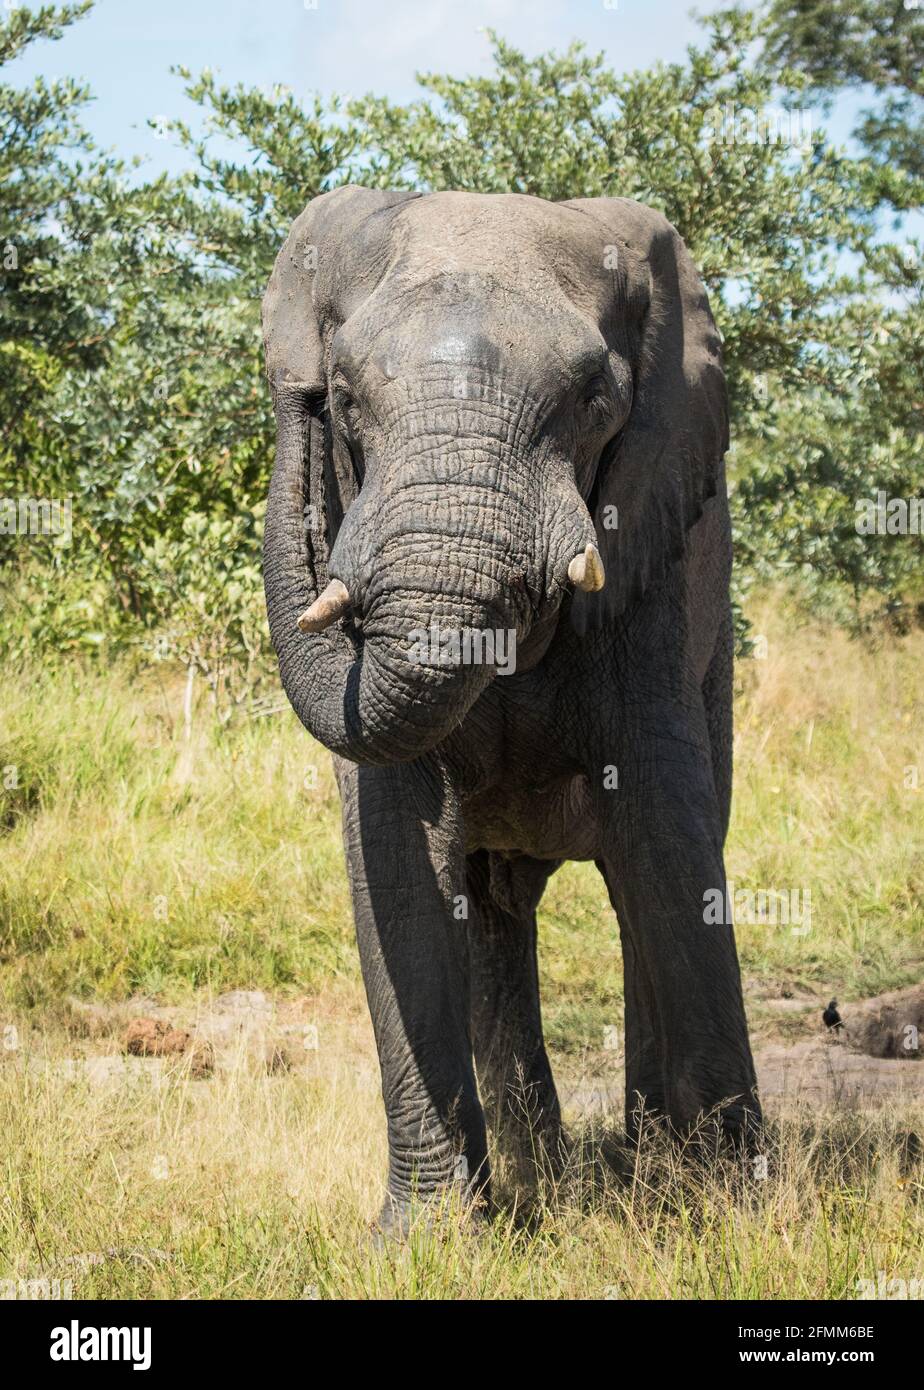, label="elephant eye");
[337,393,360,435]
[335,392,365,485]
[580,374,612,417]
